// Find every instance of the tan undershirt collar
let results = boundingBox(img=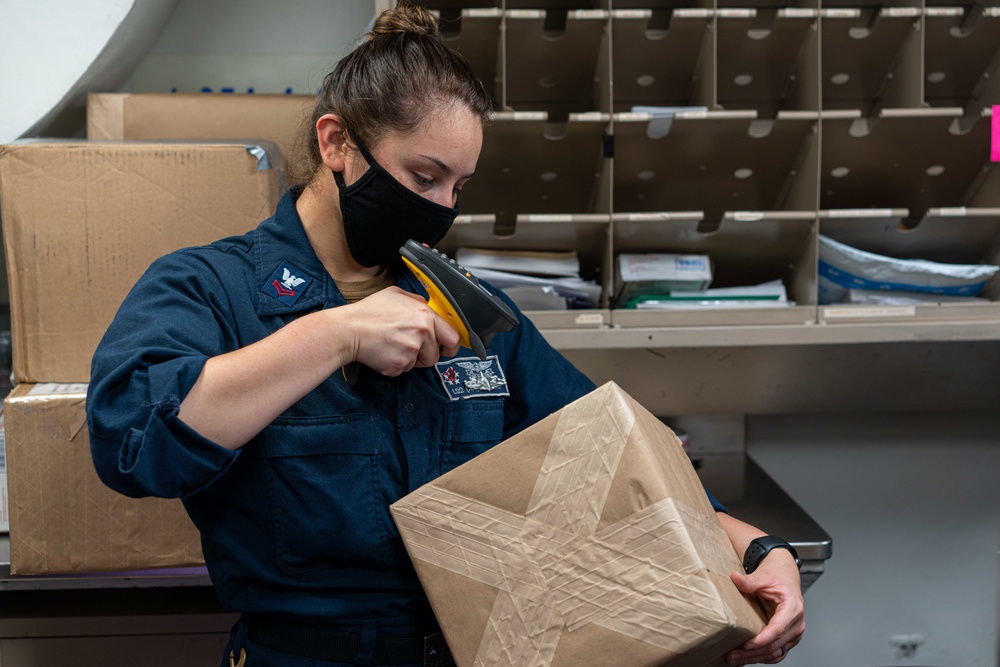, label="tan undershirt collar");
[335,268,394,304]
